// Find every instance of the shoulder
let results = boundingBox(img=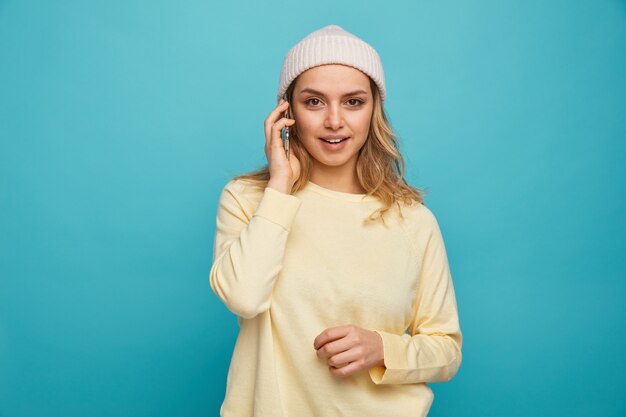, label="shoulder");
[396,200,445,255]
[223,178,265,200]
[218,178,266,215]
[398,200,440,231]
